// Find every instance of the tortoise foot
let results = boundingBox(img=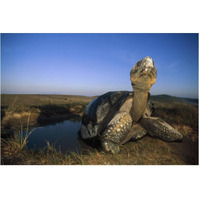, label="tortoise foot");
[102,140,120,154]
